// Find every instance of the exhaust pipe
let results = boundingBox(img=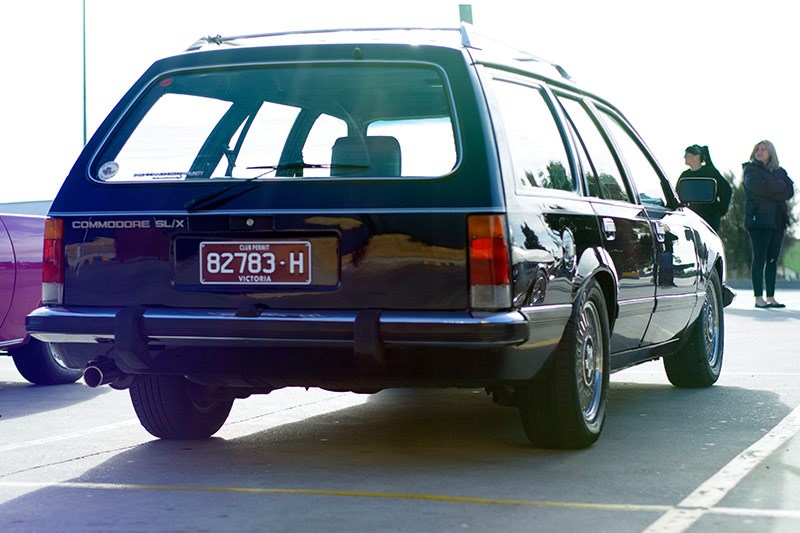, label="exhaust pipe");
[84,361,125,388]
